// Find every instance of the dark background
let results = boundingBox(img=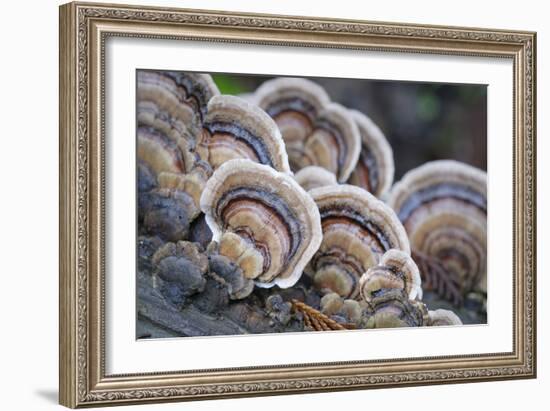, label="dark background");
[212,73,487,180]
